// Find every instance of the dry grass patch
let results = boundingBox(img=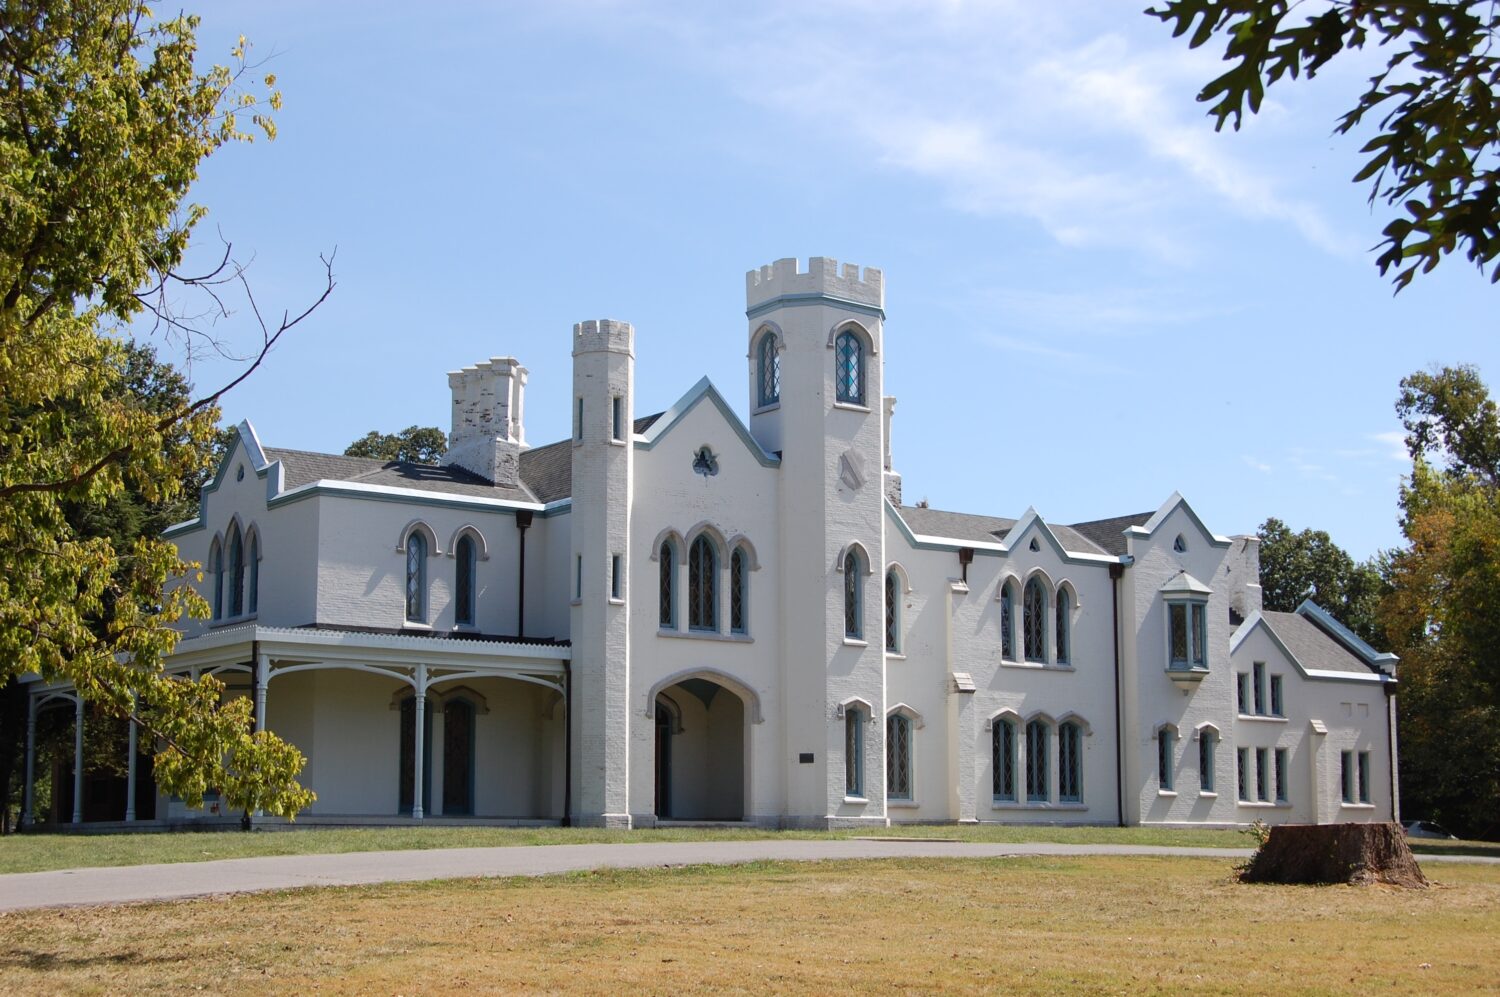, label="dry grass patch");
[2,856,1497,994]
